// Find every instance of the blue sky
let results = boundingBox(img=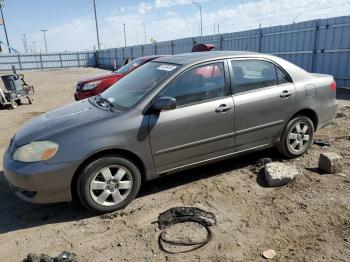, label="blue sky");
[1,0,349,53]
